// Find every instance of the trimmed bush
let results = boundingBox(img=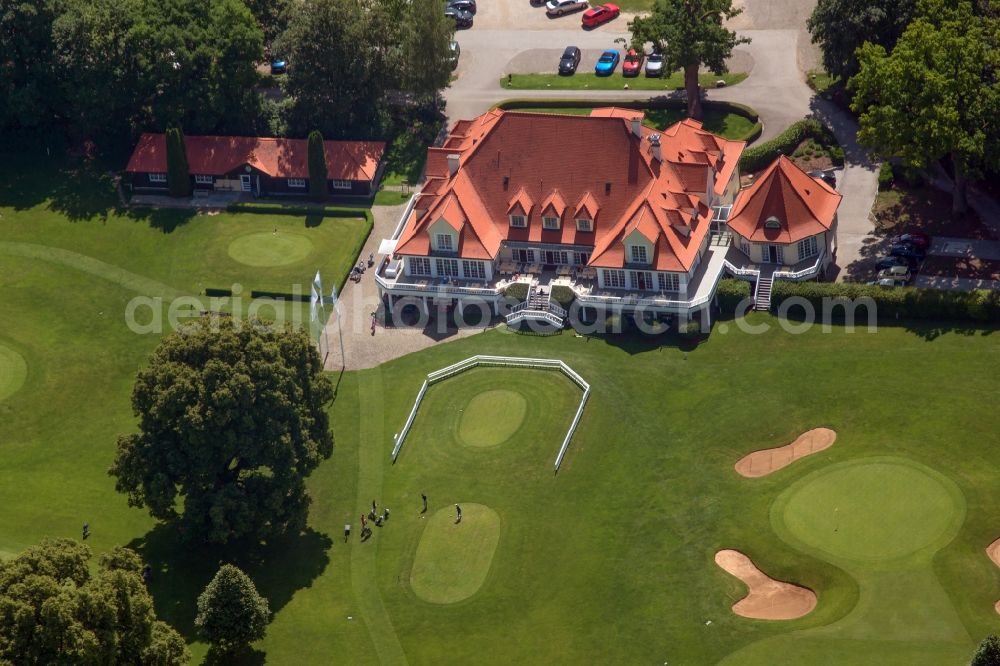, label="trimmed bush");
[307,130,328,201]
[204,288,233,297]
[503,283,528,302]
[770,281,1000,322]
[878,162,894,190]
[738,119,840,172]
[226,203,371,219]
[551,285,576,309]
[716,278,752,315]
[166,127,191,198]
